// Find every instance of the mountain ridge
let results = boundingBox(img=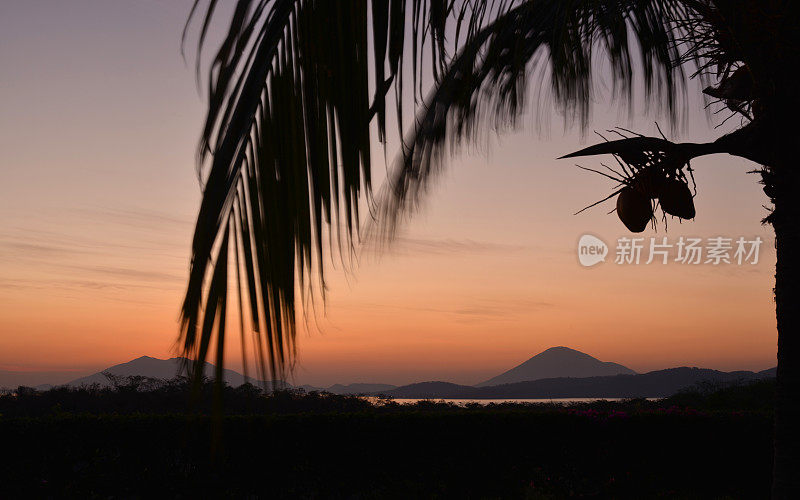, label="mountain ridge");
[5,357,394,395]
[2,347,777,397]
[476,346,636,387]
[64,356,278,388]
[378,367,776,399]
